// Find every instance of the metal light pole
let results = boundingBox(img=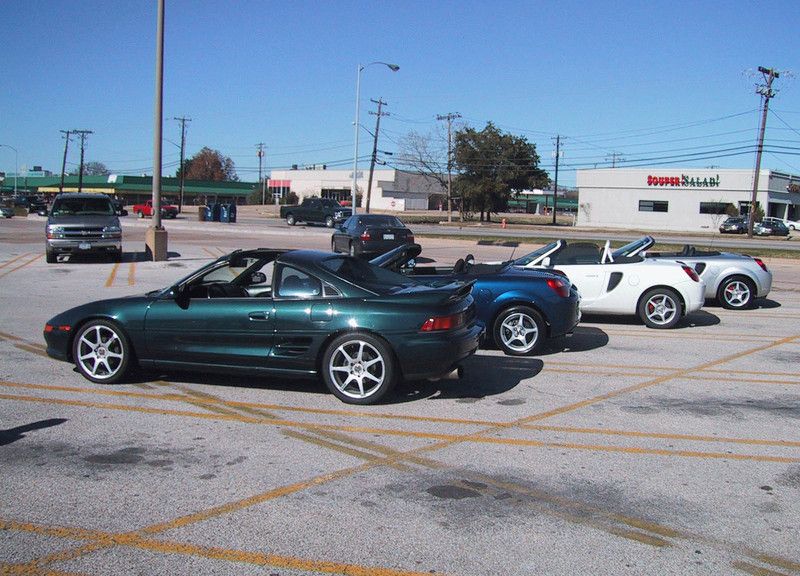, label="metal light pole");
[351,61,398,214]
[0,144,18,195]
